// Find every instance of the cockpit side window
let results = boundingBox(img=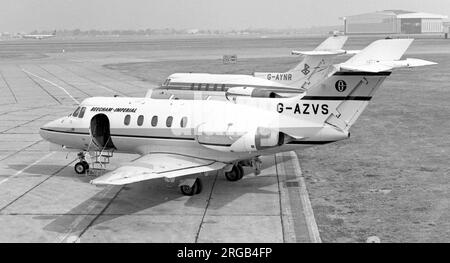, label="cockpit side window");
[163,78,171,86]
[78,107,86,118]
[72,107,81,117]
